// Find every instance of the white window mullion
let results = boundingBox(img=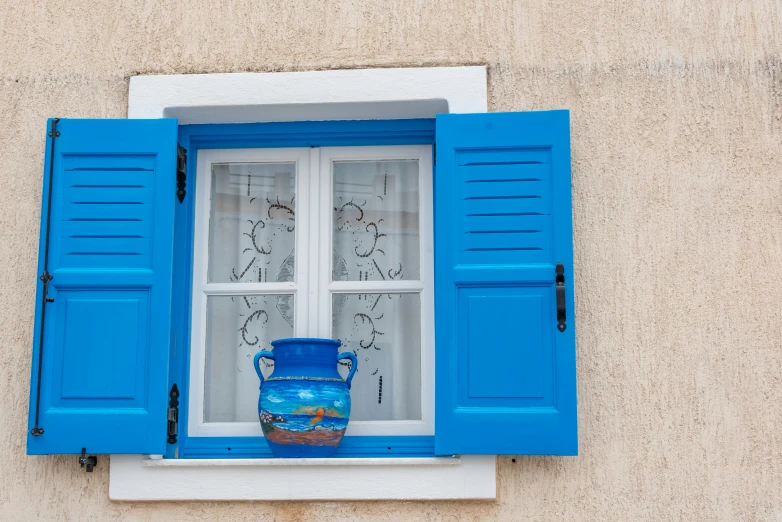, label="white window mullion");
[202,282,298,295]
[328,281,425,293]
[307,147,323,337]
[294,149,312,337]
[317,147,333,339]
